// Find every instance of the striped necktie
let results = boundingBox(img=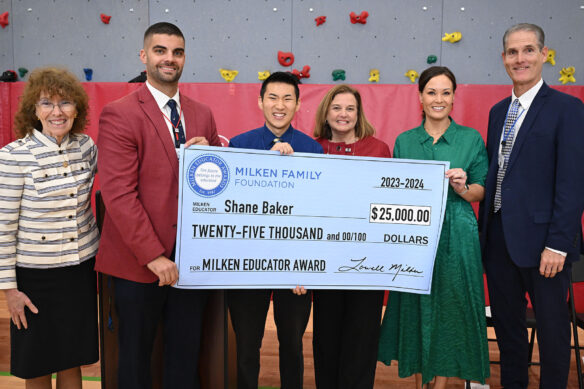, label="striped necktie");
[167,99,186,148]
[494,99,521,212]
